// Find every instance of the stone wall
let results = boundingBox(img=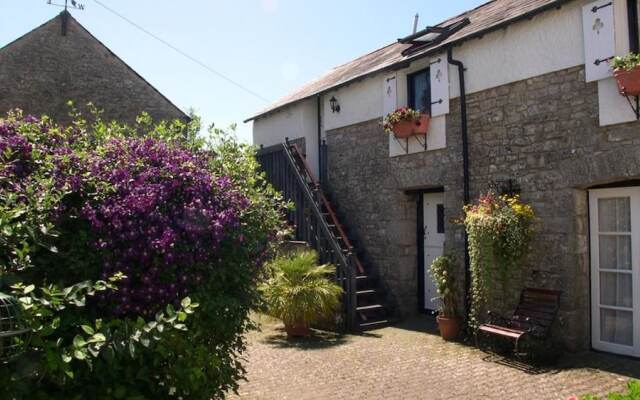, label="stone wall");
[326,65,640,350]
[0,13,186,125]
